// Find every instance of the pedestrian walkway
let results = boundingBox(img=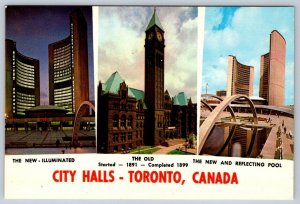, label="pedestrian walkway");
[153,143,184,154]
